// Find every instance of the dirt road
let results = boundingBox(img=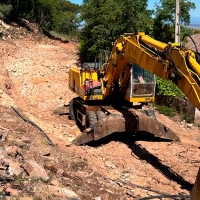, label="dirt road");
[0,24,200,199]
